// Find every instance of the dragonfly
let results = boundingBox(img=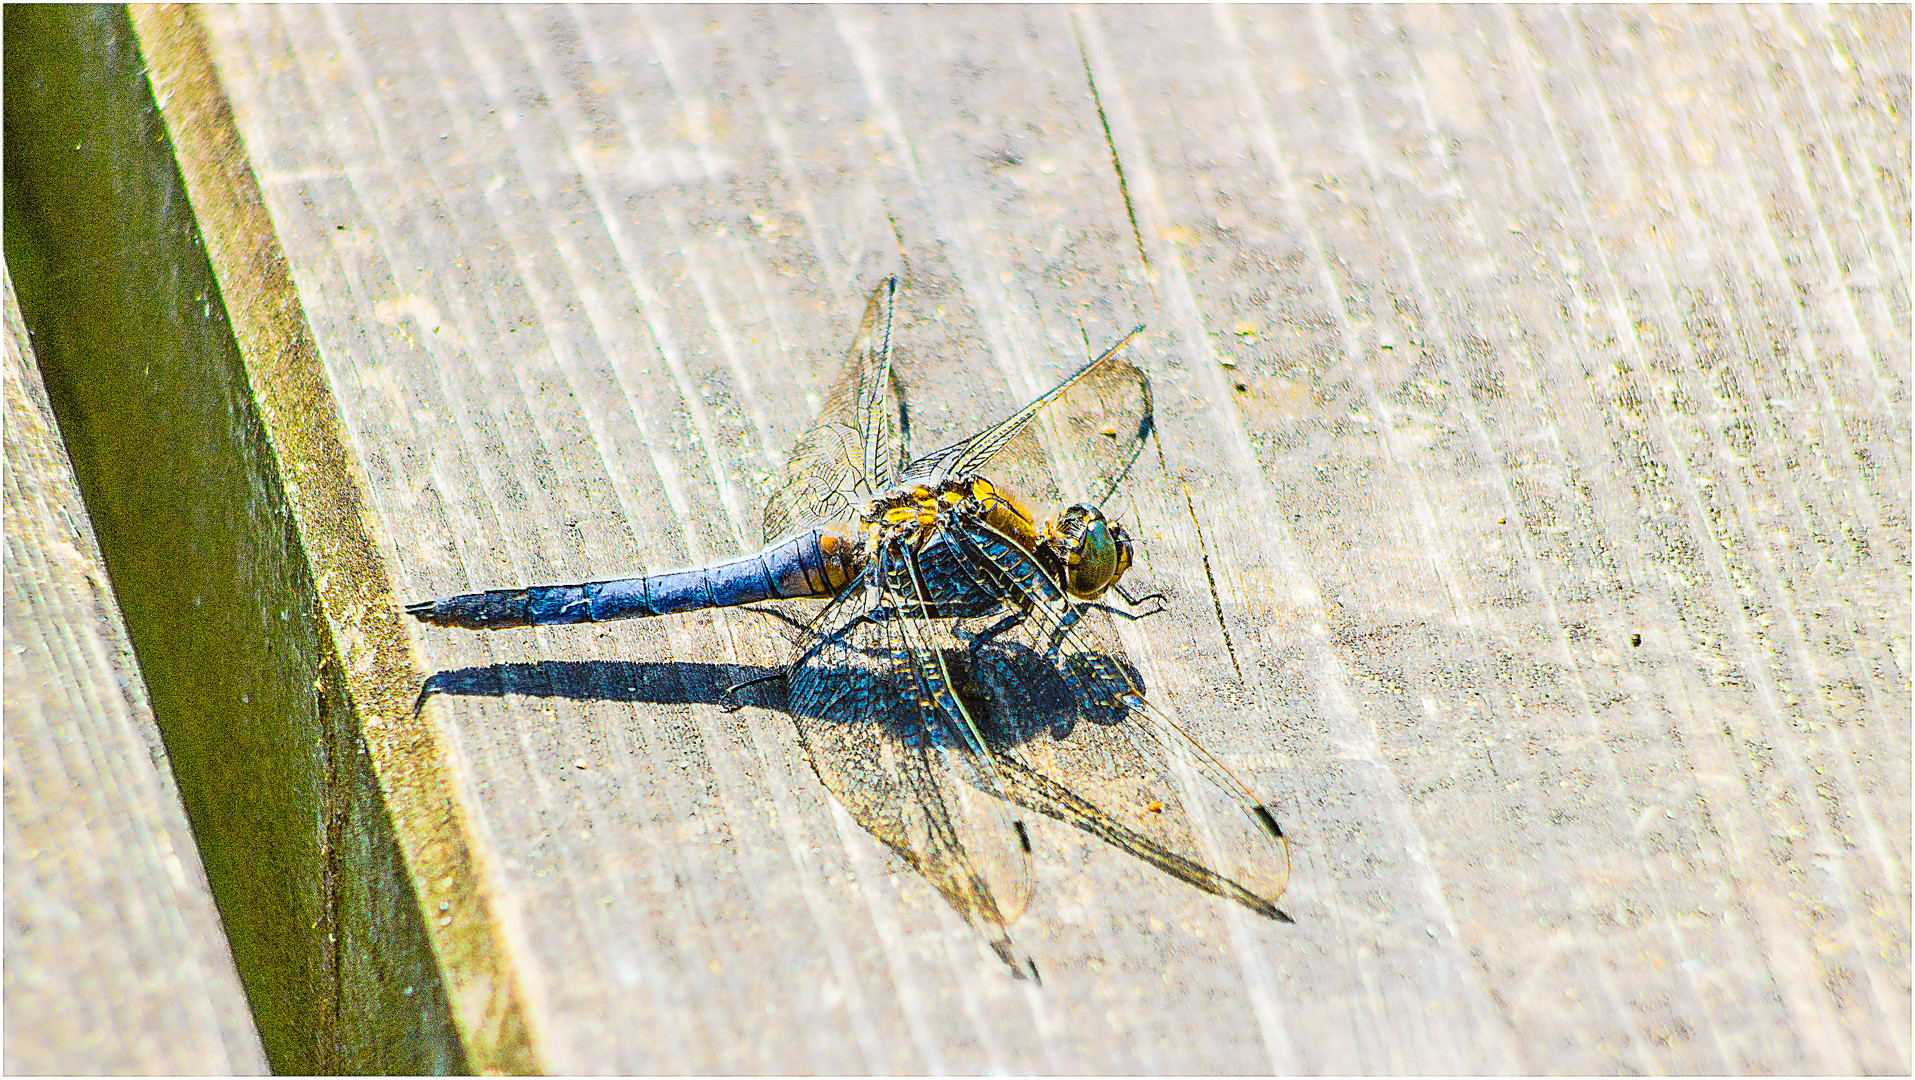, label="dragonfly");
[409,278,1291,977]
